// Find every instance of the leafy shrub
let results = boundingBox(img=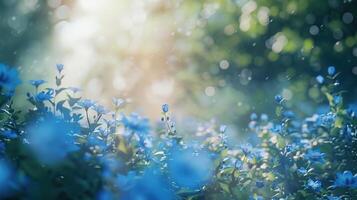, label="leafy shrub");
[0,64,356,200]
